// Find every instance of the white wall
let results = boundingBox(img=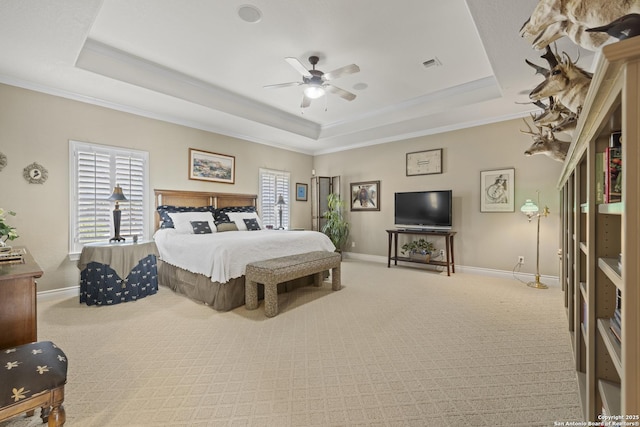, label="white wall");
[313,119,564,276]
